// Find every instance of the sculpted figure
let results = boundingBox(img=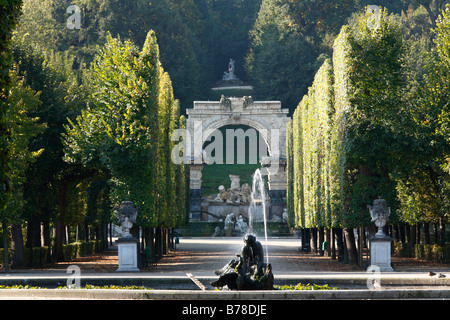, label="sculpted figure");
[368,197,391,237]
[215,185,229,201]
[235,214,248,233]
[211,234,273,290]
[114,201,139,238]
